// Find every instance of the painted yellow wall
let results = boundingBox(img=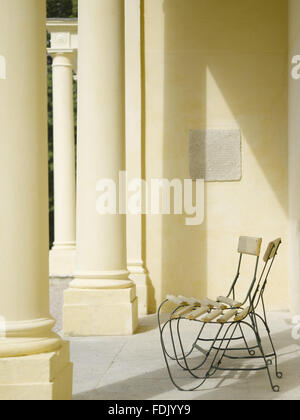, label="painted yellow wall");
[143,0,289,312]
[289,0,300,315]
